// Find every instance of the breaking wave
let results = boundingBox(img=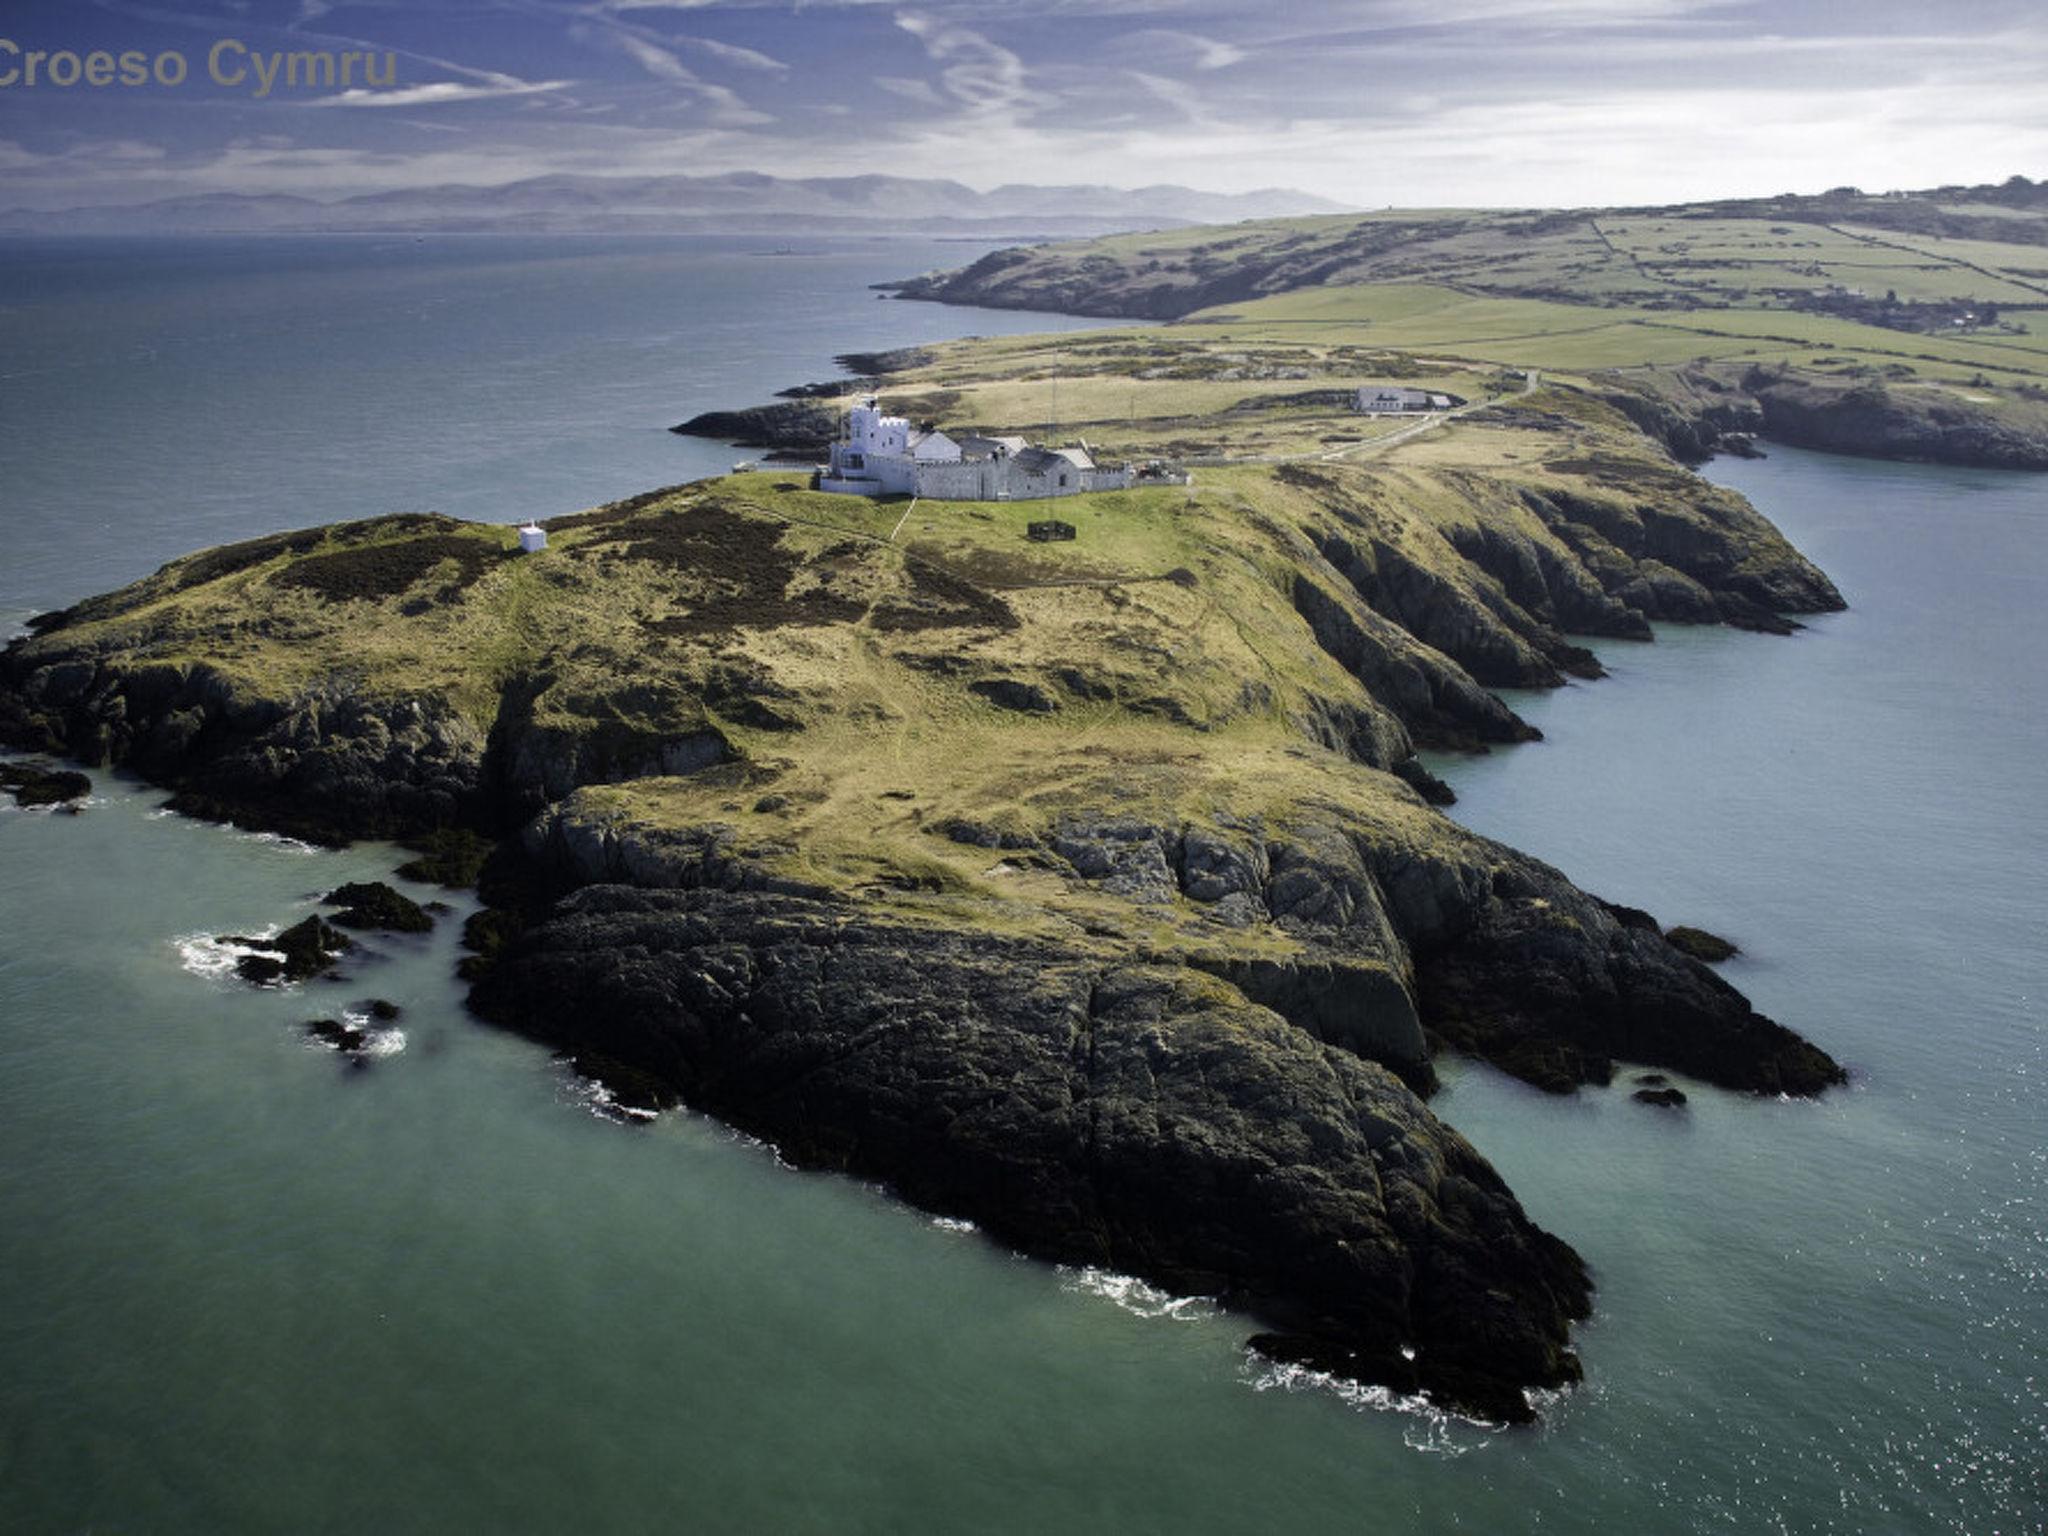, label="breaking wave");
[1242,1354,1508,1456]
[1057,1266,1216,1322]
[176,928,278,980]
